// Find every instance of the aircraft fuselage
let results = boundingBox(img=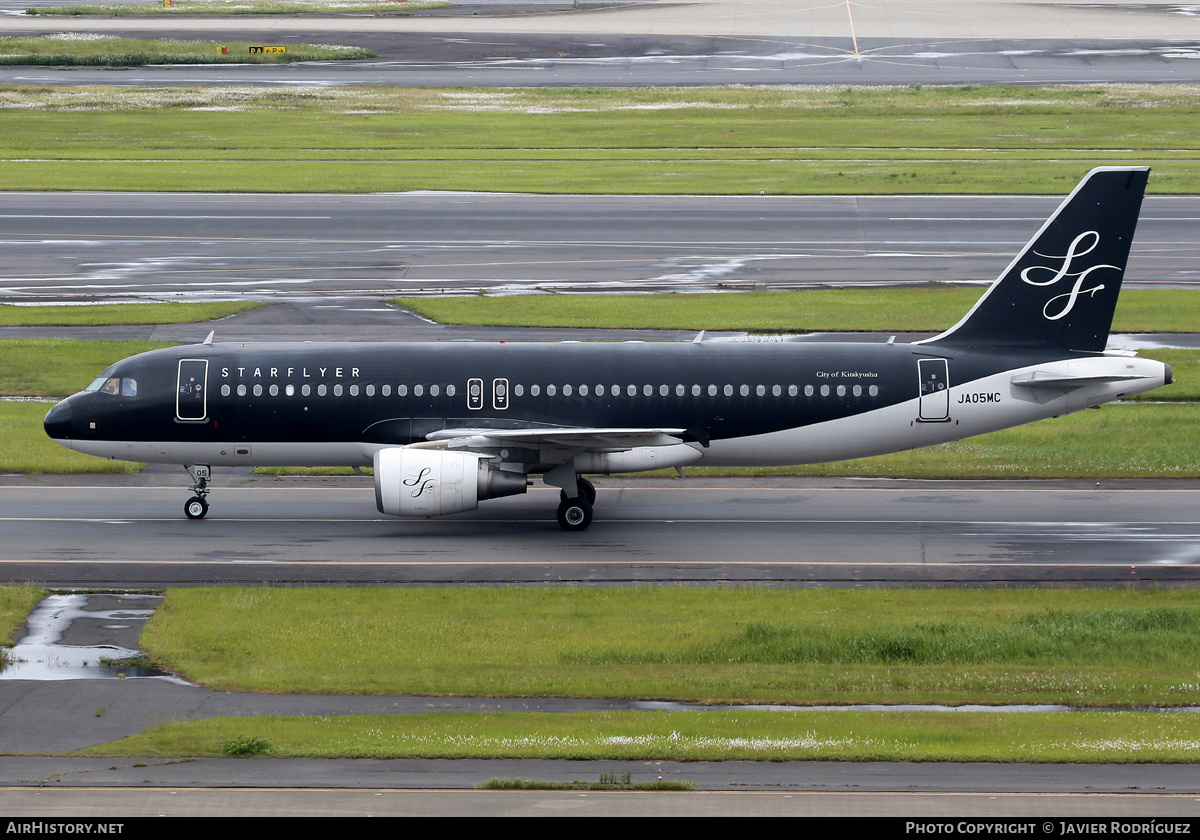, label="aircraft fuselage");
[44,338,1169,471]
